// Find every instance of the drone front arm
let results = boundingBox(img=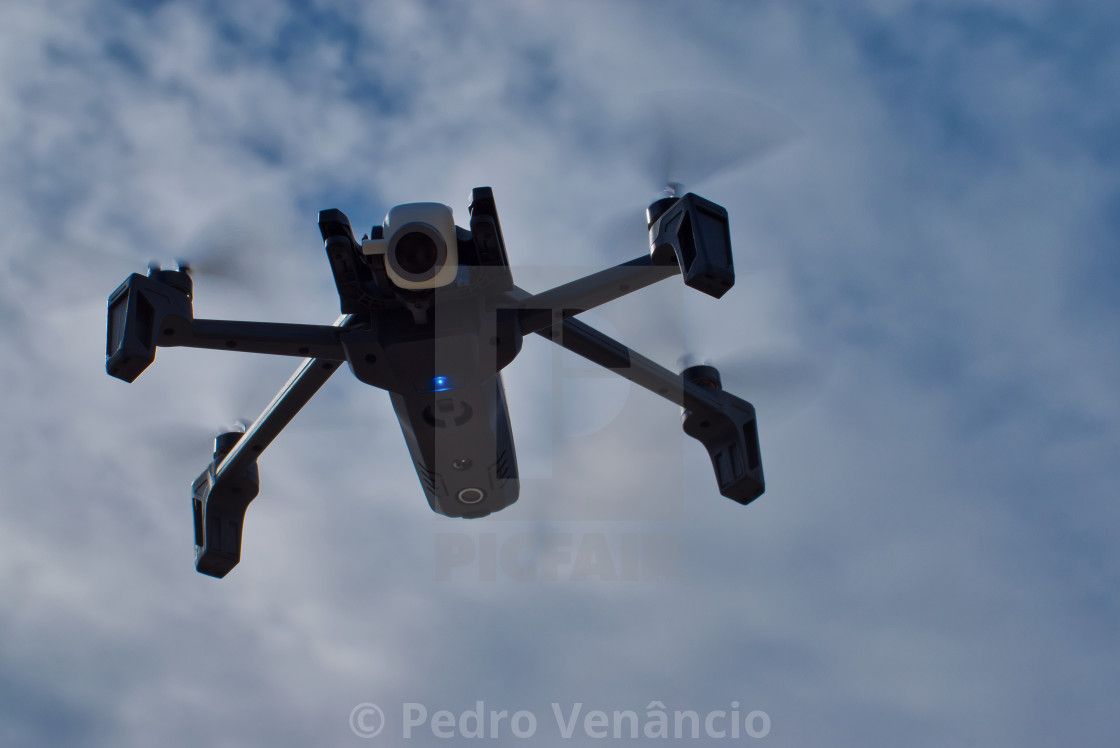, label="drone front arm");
[497,255,679,336]
[193,316,352,578]
[535,317,764,505]
[163,318,348,360]
[106,270,348,383]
